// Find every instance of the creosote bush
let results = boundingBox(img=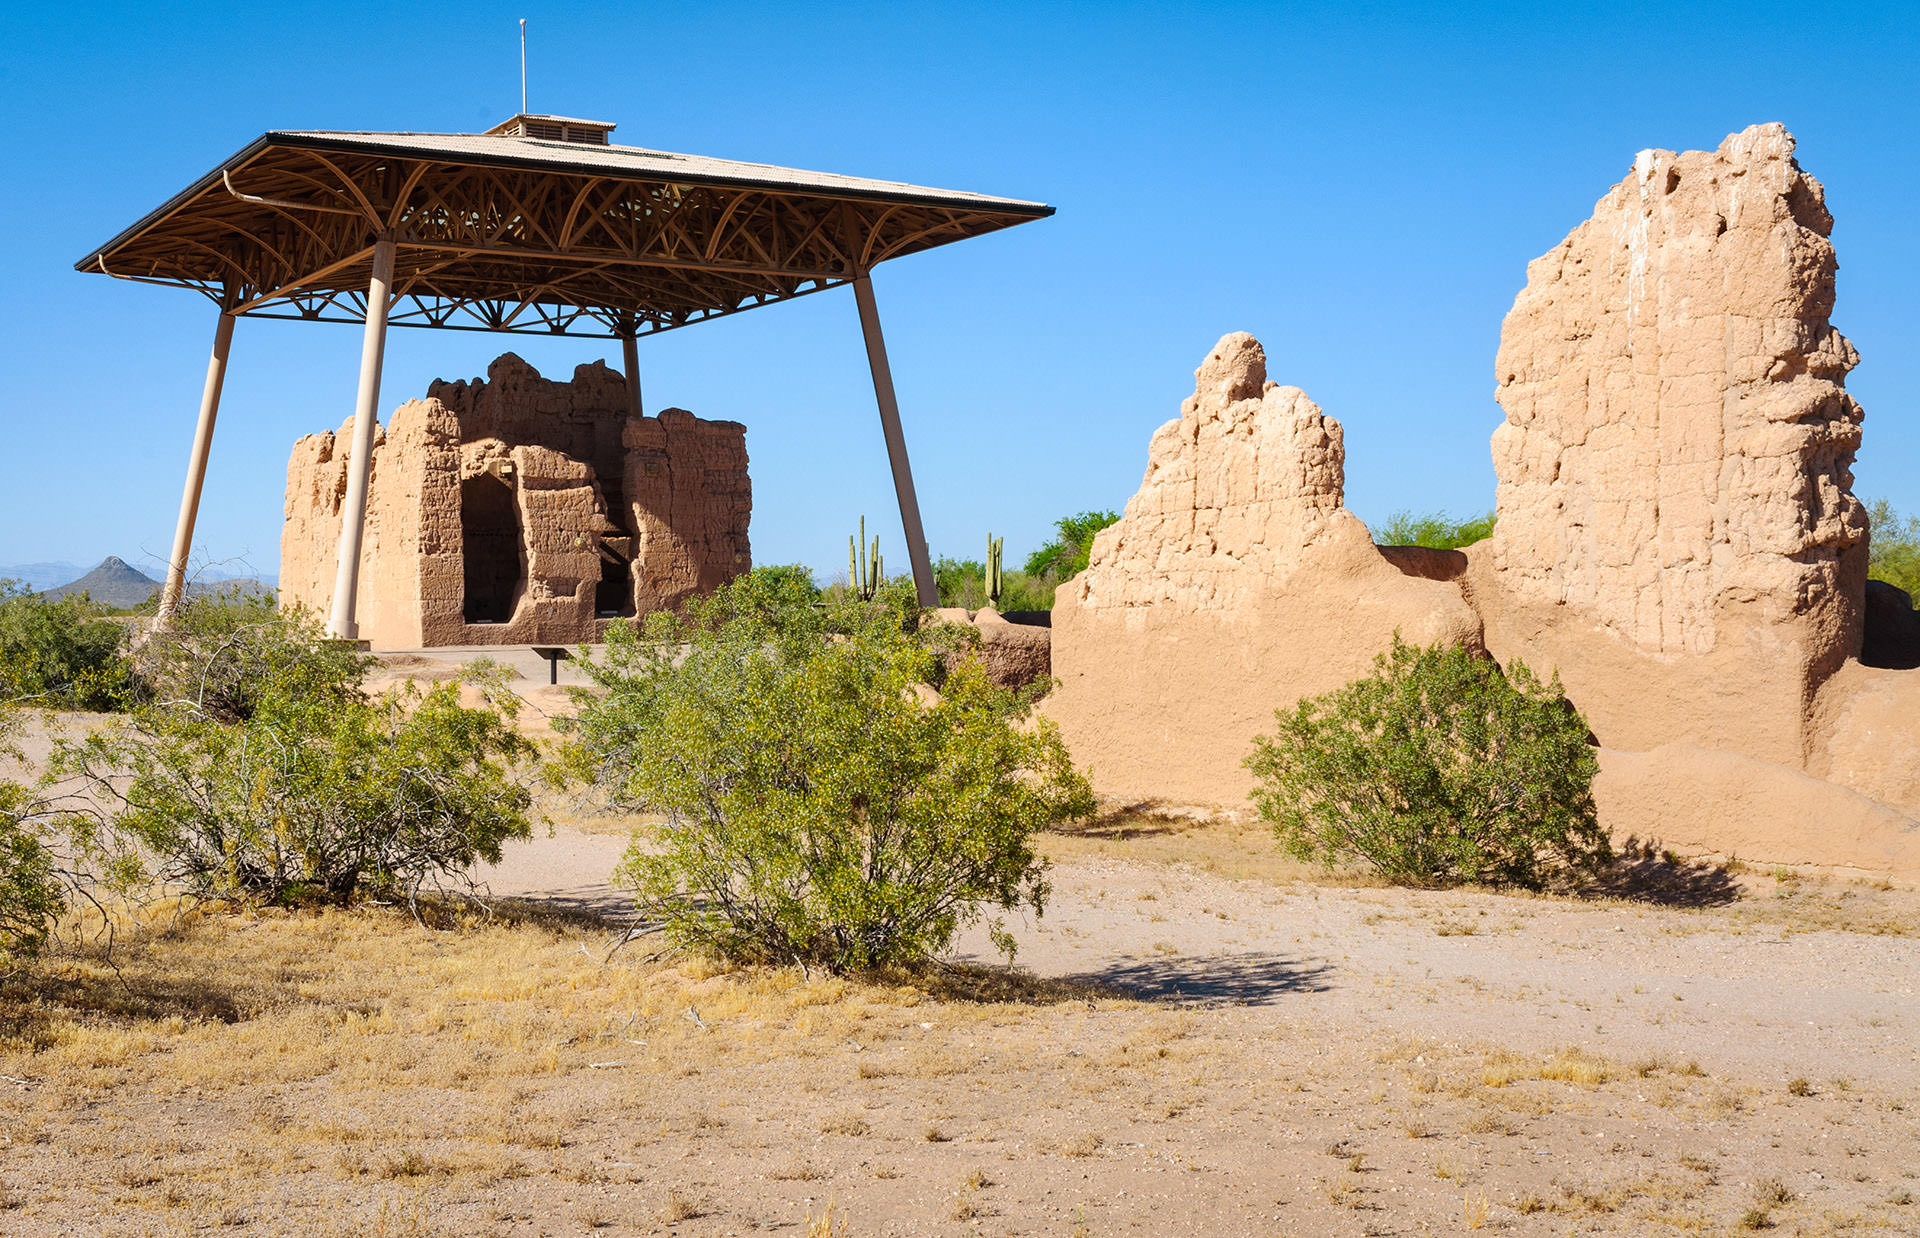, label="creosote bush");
[0,582,133,711]
[565,569,1094,970]
[55,600,535,907]
[0,683,64,972]
[1246,636,1608,889]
